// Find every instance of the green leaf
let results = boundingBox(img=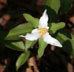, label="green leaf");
[59,29,72,39]
[25,40,37,51]
[49,22,65,34]
[16,51,30,70]
[56,33,70,43]
[56,33,74,56]
[44,0,60,14]
[5,23,33,39]
[5,40,25,51]
[0,31,8,40]
[60,0,74,13]
[23,13,39,28]
[71,35,74,55]
[38,37,47,58]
